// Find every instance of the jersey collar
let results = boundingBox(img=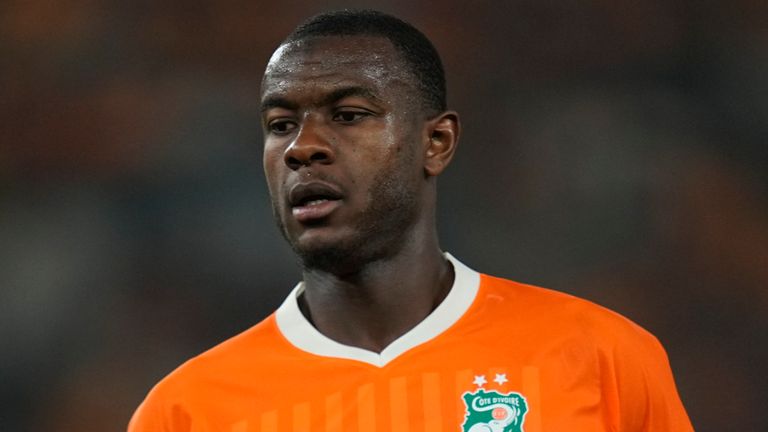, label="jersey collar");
[274,253,480,367]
